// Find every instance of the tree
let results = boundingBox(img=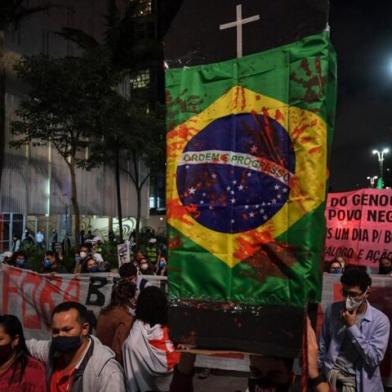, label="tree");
[0,0,50,189]
[85,95,164,246]
[10,50,118,242]
[120,103,164,248]
[57,0,165,244]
